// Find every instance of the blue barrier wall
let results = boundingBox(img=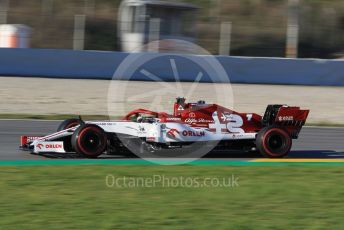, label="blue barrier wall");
[0,48,343,86]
